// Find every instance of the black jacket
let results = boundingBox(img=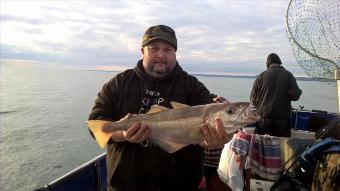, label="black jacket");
[250,65,302,119]
[89,60,212,190]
